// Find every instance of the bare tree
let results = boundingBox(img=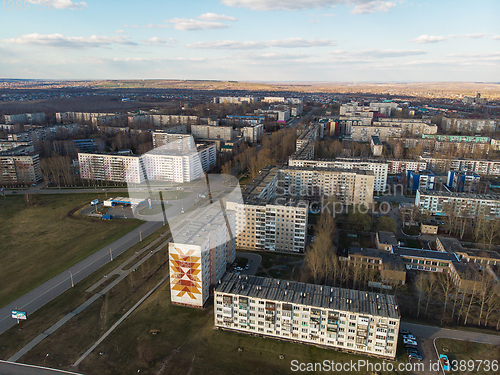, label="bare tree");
[438,273,454,325]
